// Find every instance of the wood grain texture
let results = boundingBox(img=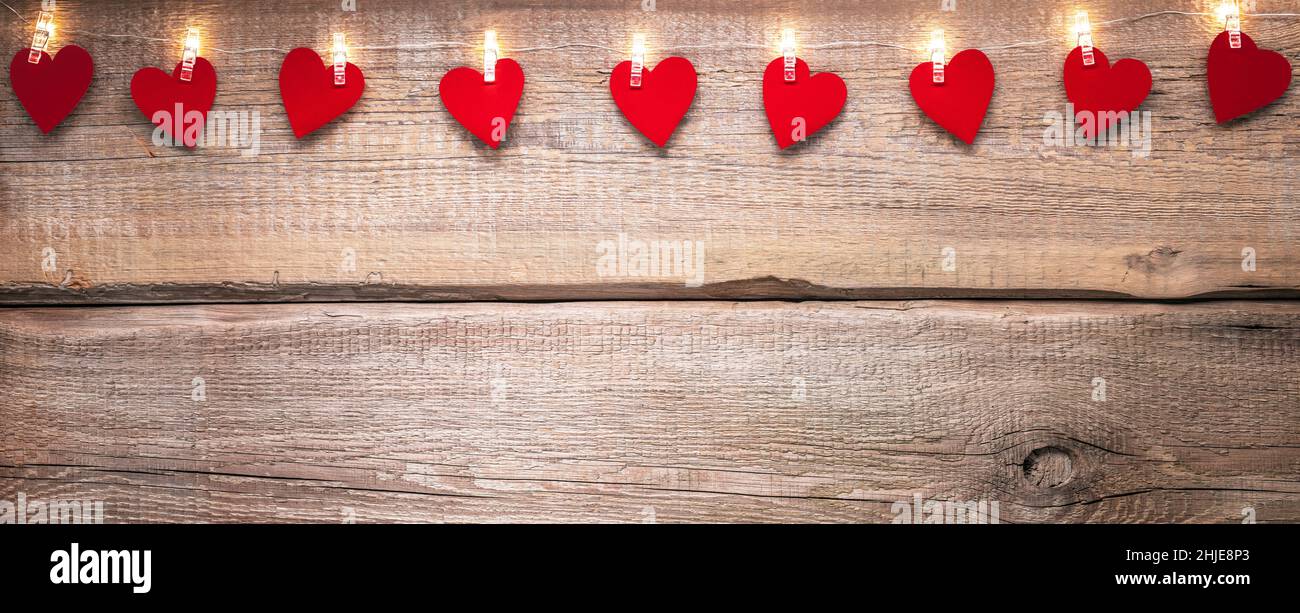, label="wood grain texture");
[0,0,1297,303]
[2,301,1297,523]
